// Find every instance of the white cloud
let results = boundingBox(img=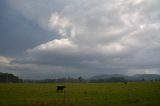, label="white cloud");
[28,38,76,52]
[48,13,74,37]
[0,56,13,64]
